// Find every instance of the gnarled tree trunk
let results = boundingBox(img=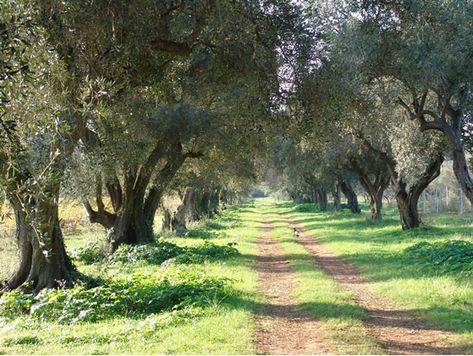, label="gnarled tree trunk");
[393,154,444,229]
[208,188,221,217]
[83,141,197,251]
[358,170,390,221]
[339,180,361,213]
[171,187,194,233]
[449,134,473,206]
[400,94,473,206]
[332,183,341,212]
[4,184,77,292]
[315,189,328,210]
[195,191,211,218]
[162,208,172,231]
